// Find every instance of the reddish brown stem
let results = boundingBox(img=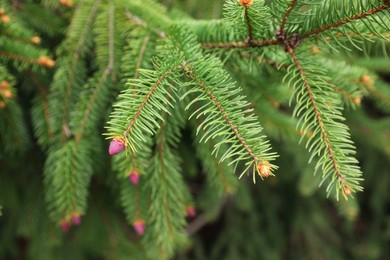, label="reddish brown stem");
[244,7,254,43]
[201,39,278,49]
[279,0,297,34]
[134,35,150,79]
[0,51,39,64]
